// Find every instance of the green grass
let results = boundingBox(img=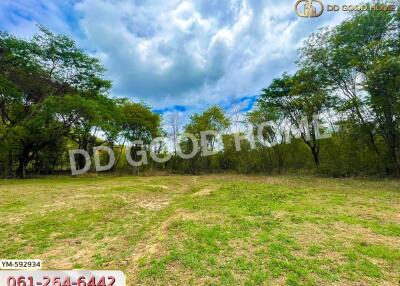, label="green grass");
[0,175,399,285]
